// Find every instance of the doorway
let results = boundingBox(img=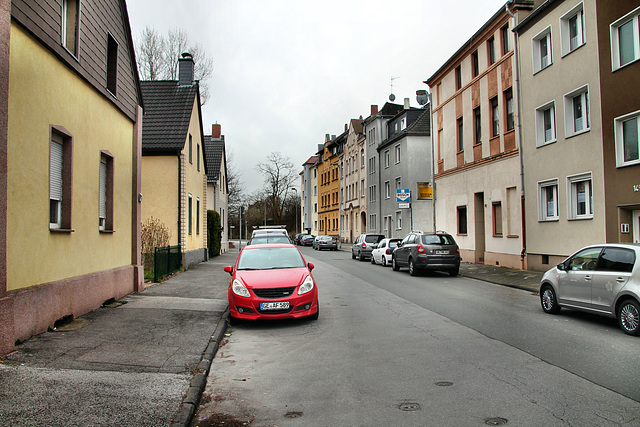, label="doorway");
[633,210,640,243]
[474,192,486,264]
